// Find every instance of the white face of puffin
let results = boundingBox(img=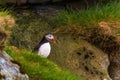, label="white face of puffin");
[45,34,56,43]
